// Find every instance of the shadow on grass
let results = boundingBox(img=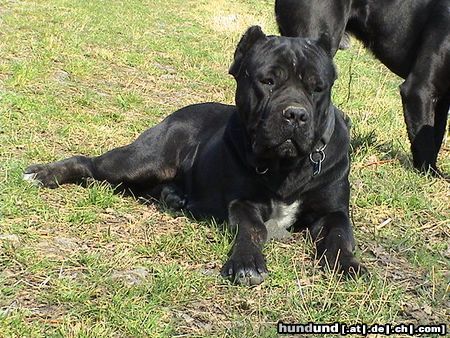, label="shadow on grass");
[377,140,413,170]
[350,128,378,155]
[350,128,415,172]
